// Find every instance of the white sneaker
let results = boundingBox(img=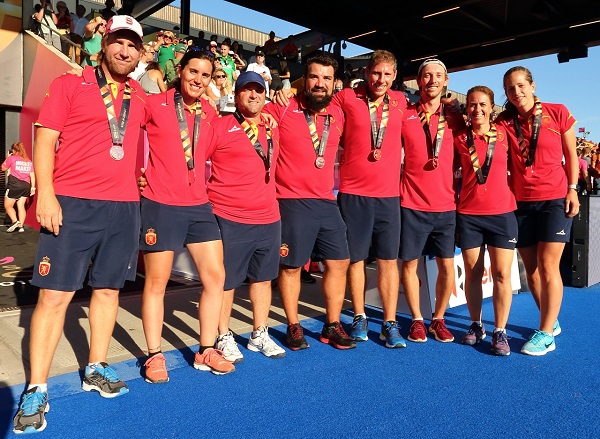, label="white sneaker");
[247,326,286,358]
[7,221,20,233]
[215,331,244,364]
